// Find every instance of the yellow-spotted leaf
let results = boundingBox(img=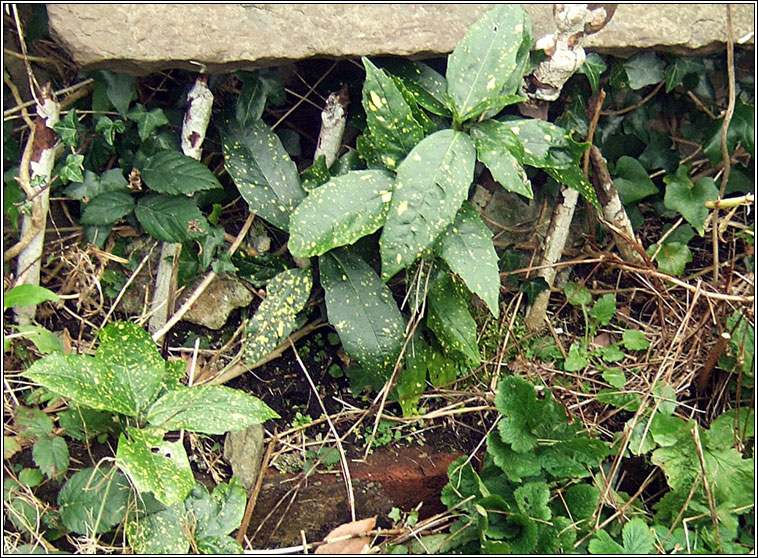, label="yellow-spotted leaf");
[380,129,475,281]
[437,202,501,317]
[221,118,305,231]
[362,57,426,170]
[470,120,532,198]
[146,385,279,434]
[320,247,406,379]
[289,170,394,258]
[243,268,313,364]
[427,273,481,366]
